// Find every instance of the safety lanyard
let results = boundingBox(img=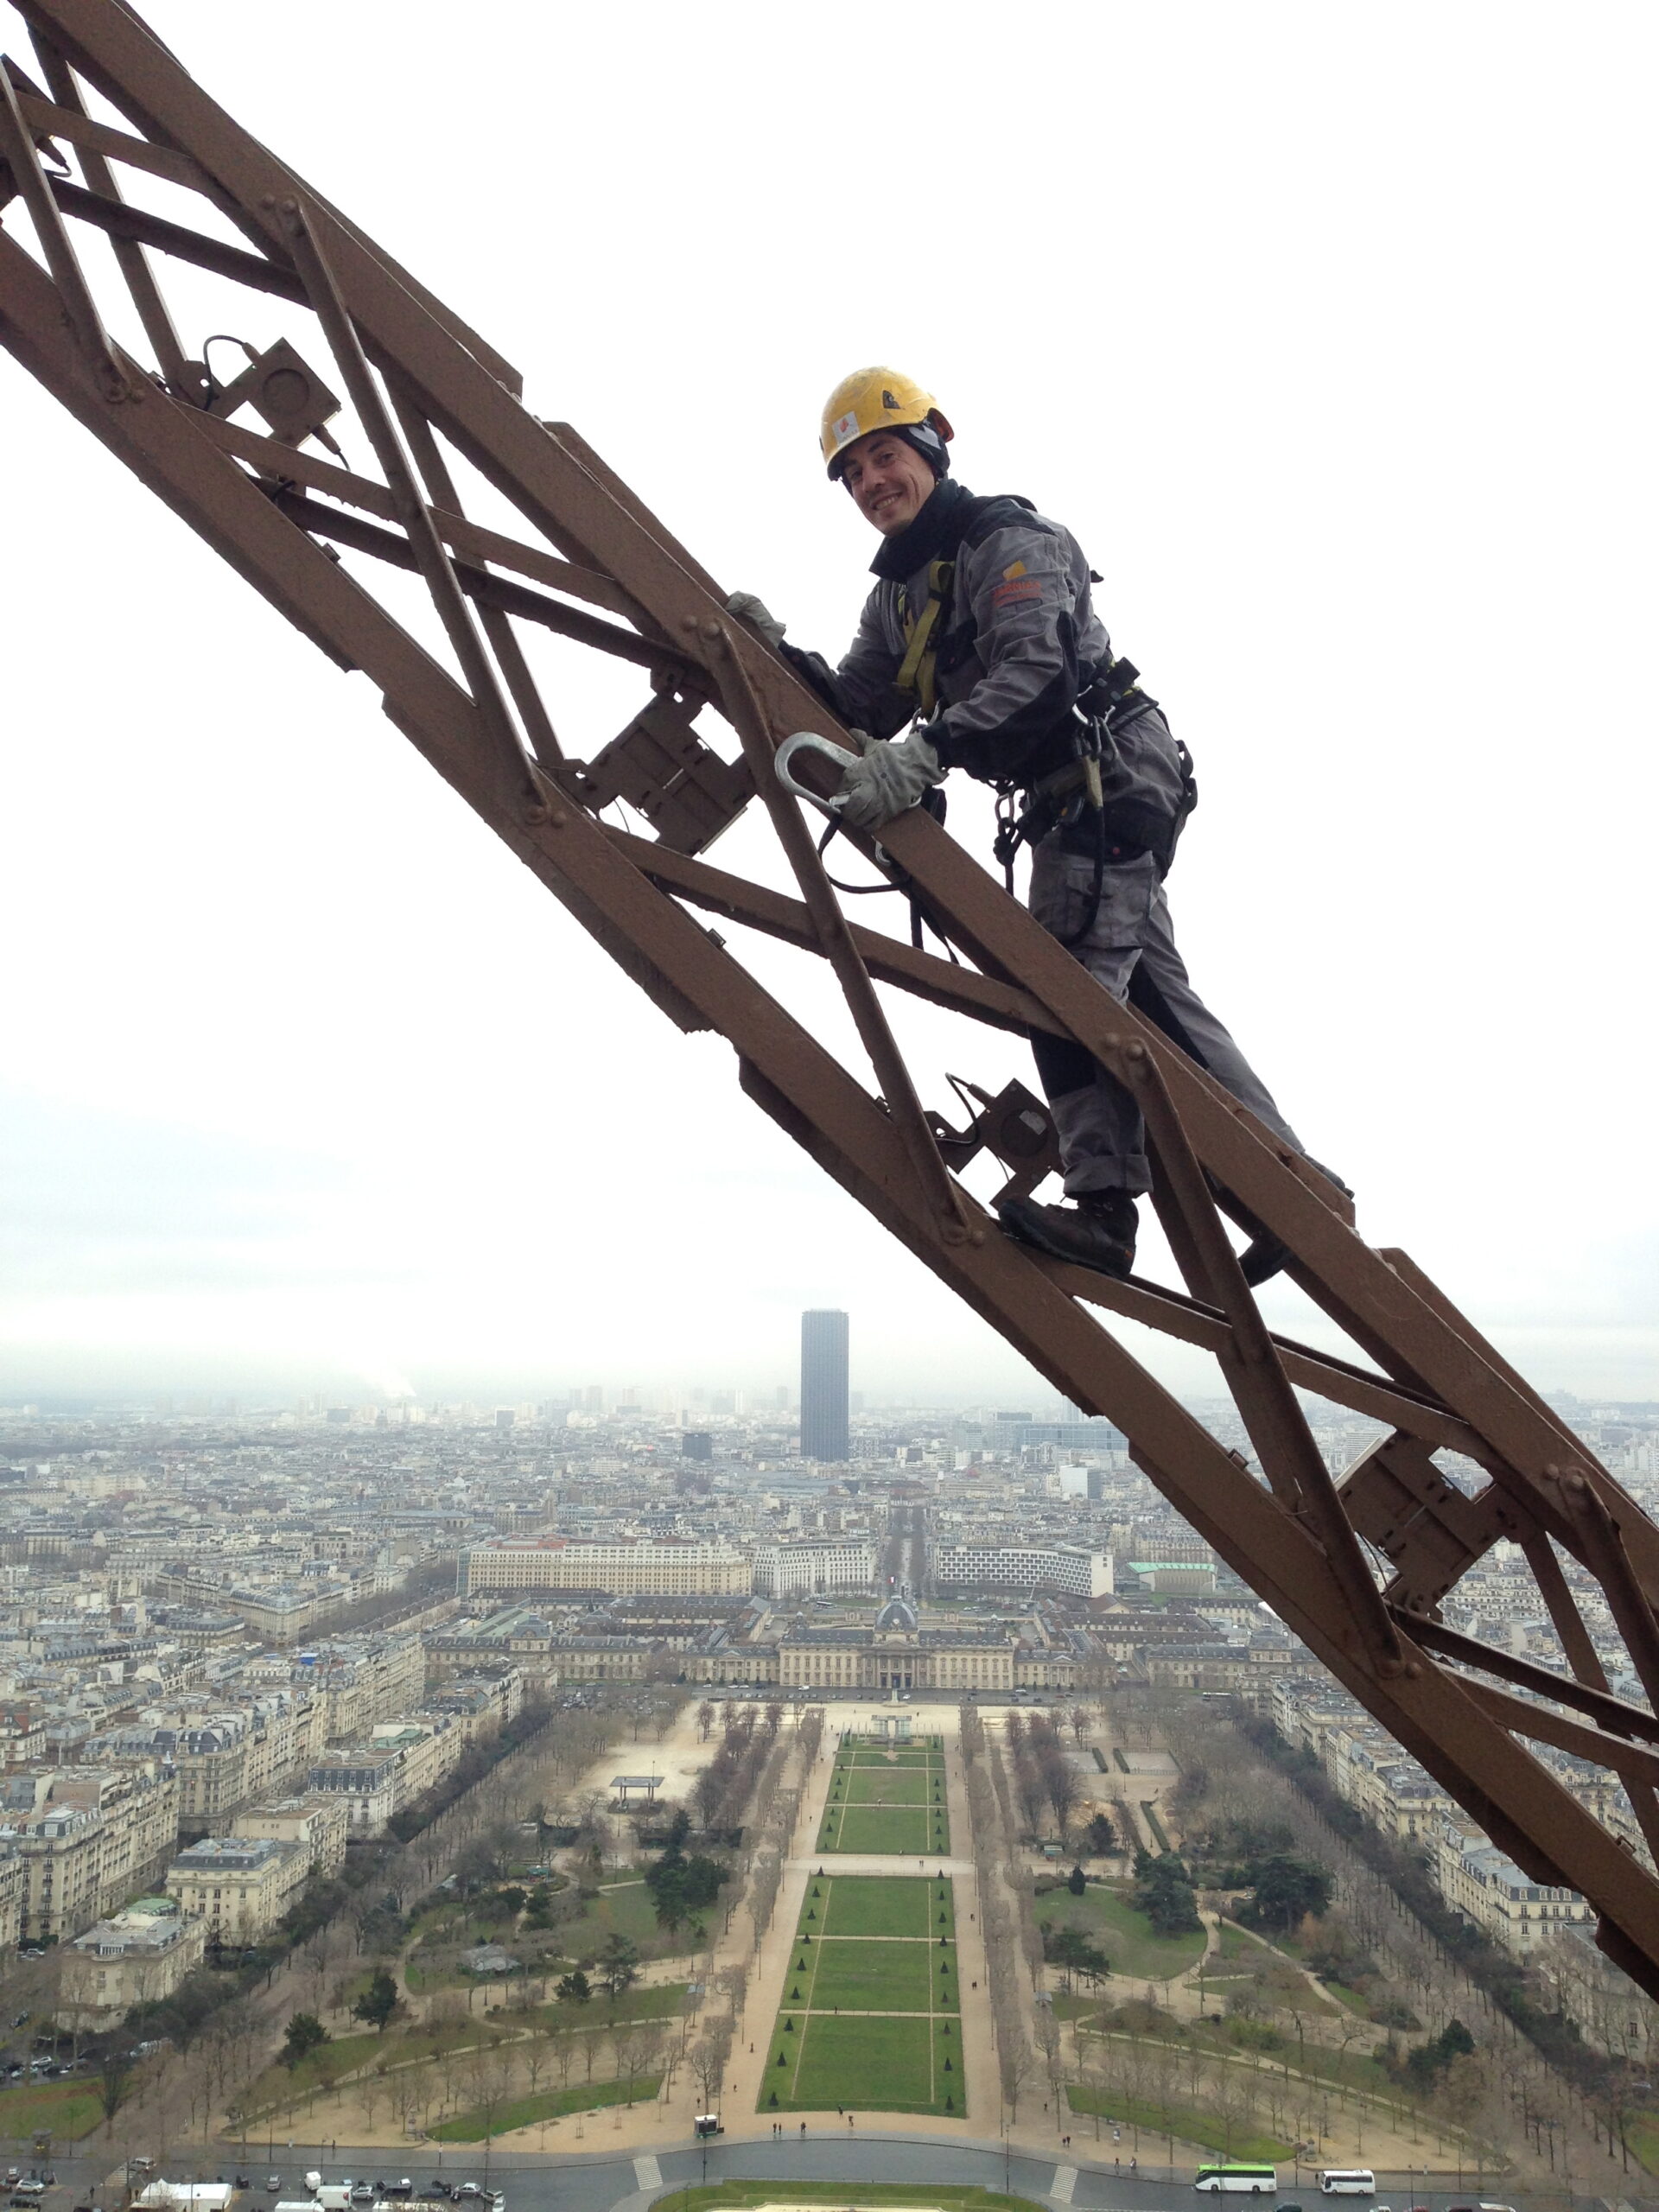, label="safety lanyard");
[896,557,953,719]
